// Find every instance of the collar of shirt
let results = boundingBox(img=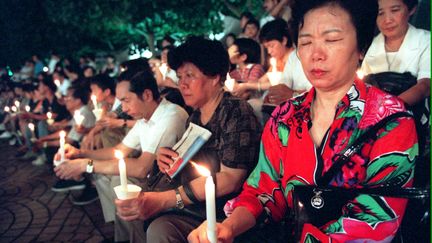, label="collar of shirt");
[144,98,169,126]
